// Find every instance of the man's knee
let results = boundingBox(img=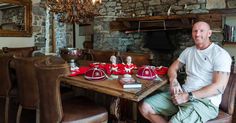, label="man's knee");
[139,101,156,115]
